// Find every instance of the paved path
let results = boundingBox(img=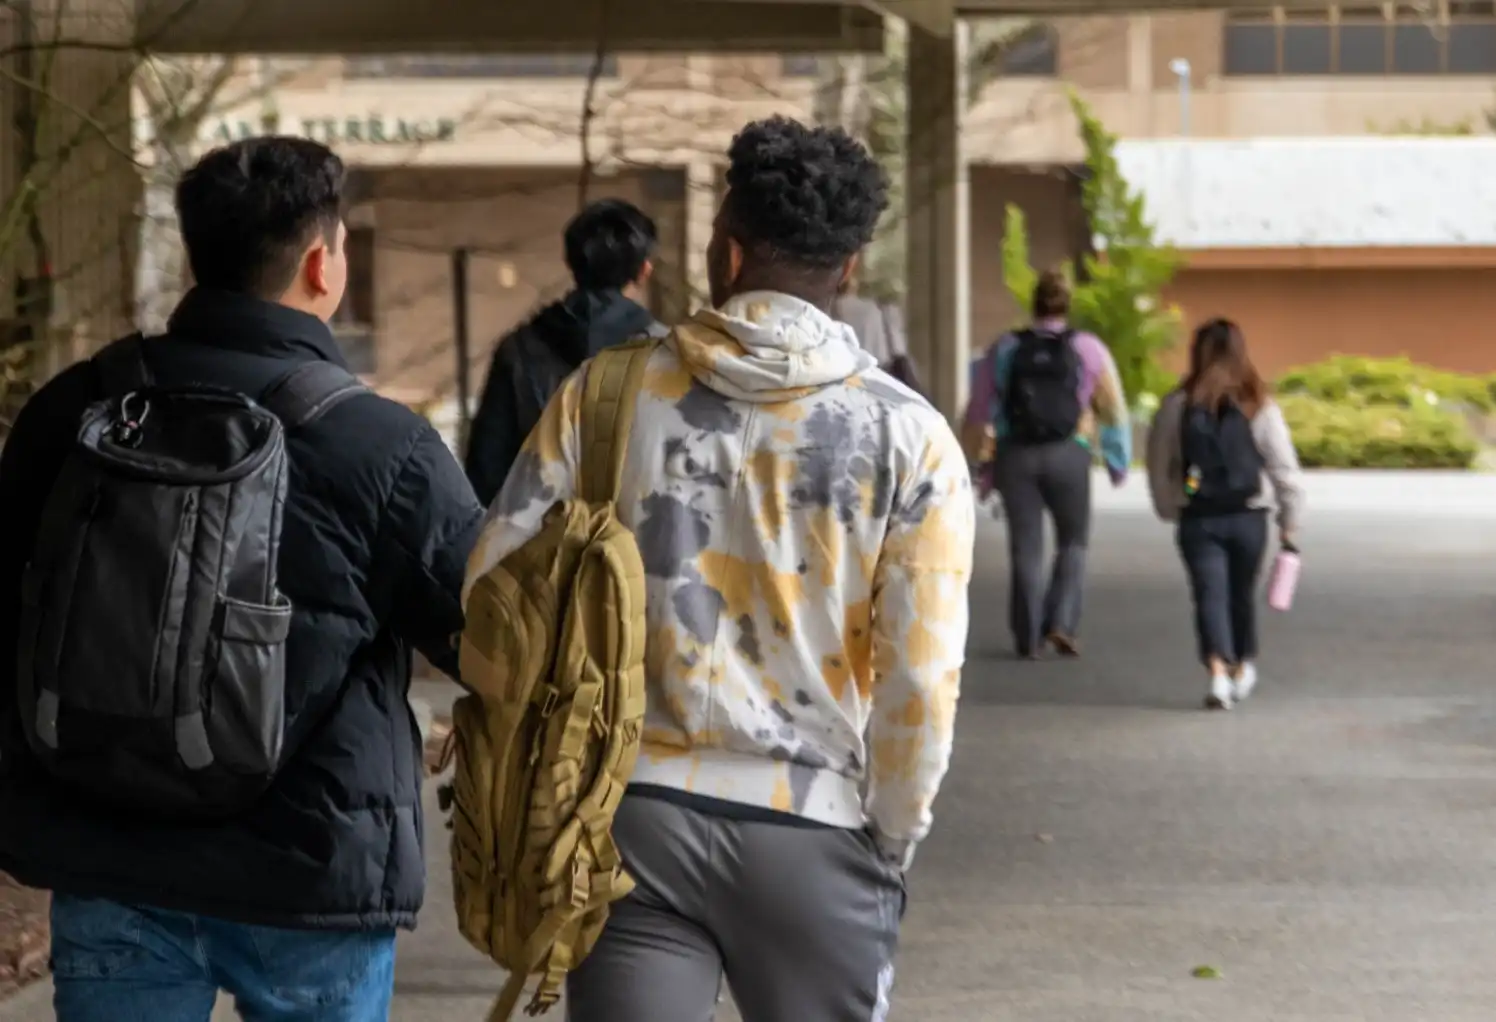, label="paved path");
[7,473,1496,1021]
